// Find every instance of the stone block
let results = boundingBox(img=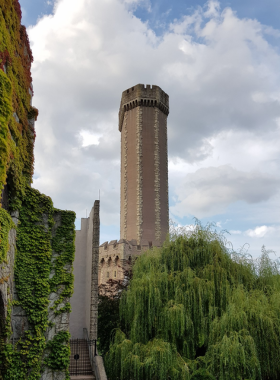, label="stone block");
[12,305,27,316]
[61,312,69,324]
